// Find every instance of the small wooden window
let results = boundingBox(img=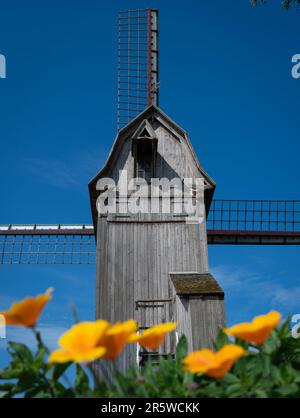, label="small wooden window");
[136,140,153,182]
[133,138,157,183]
